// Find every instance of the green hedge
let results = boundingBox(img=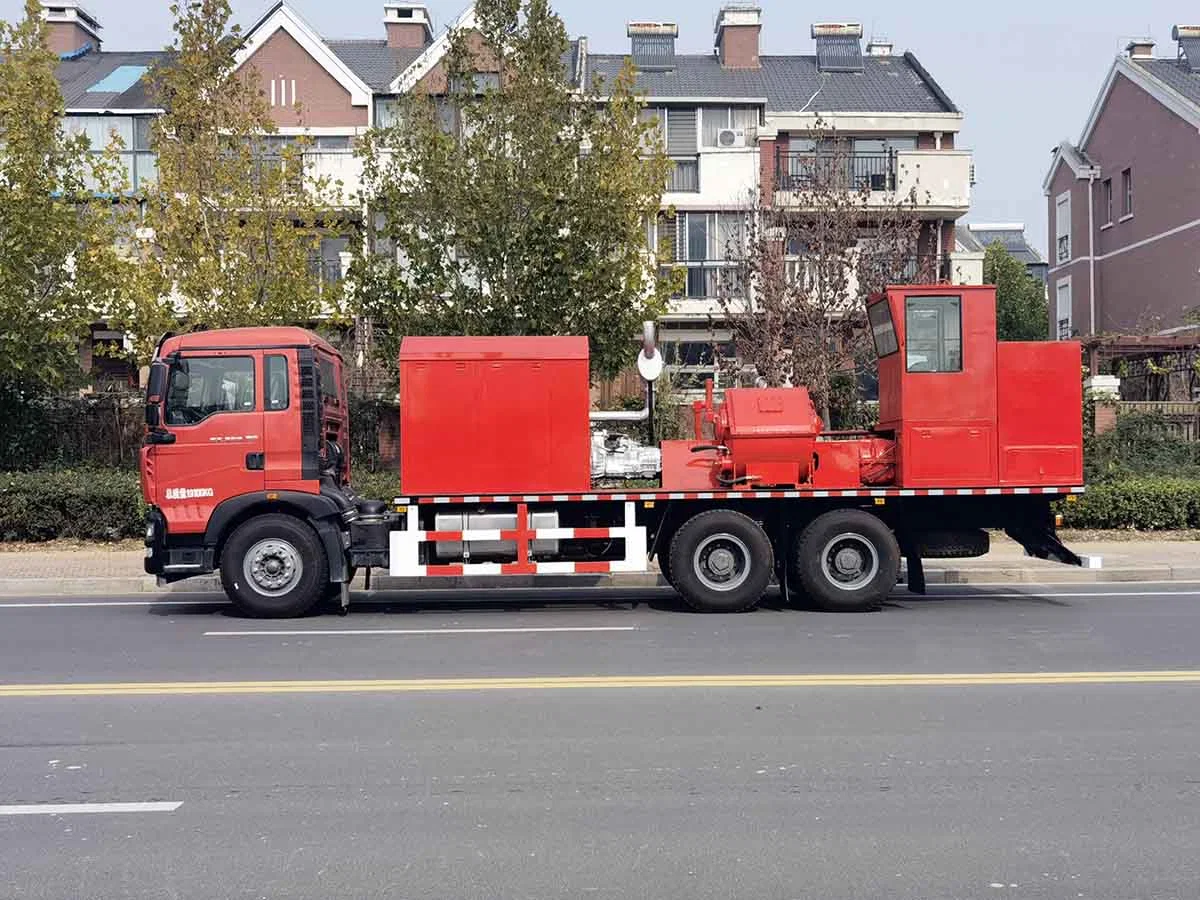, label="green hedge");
[1060,477,1200,531]
[0,468,145,542]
